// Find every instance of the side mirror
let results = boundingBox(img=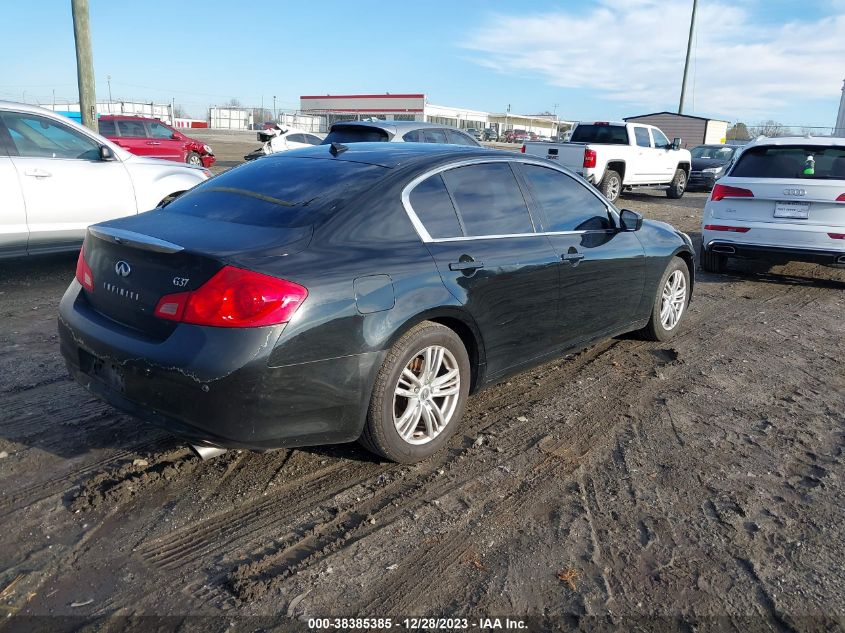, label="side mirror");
[672,137,682,150]
[171,133,182,140]
[620,209,643,232]
[99,145,115,161]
